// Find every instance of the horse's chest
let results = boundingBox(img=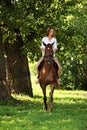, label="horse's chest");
[41,66,53,75]
[40,65,56,81]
